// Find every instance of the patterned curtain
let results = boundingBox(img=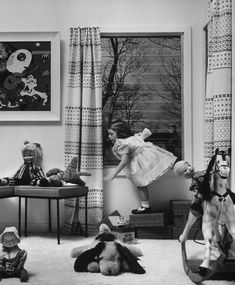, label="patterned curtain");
[63,27,103,235]
[204,0,232,164]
